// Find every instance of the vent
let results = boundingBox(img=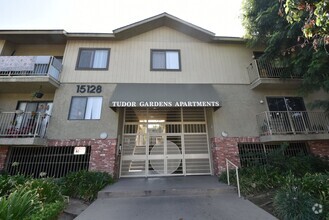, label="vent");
[6,146,91,178]
[238,142,309,167]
